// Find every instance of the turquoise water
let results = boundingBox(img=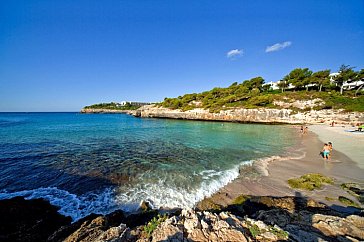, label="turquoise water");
[0,112,296,220]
